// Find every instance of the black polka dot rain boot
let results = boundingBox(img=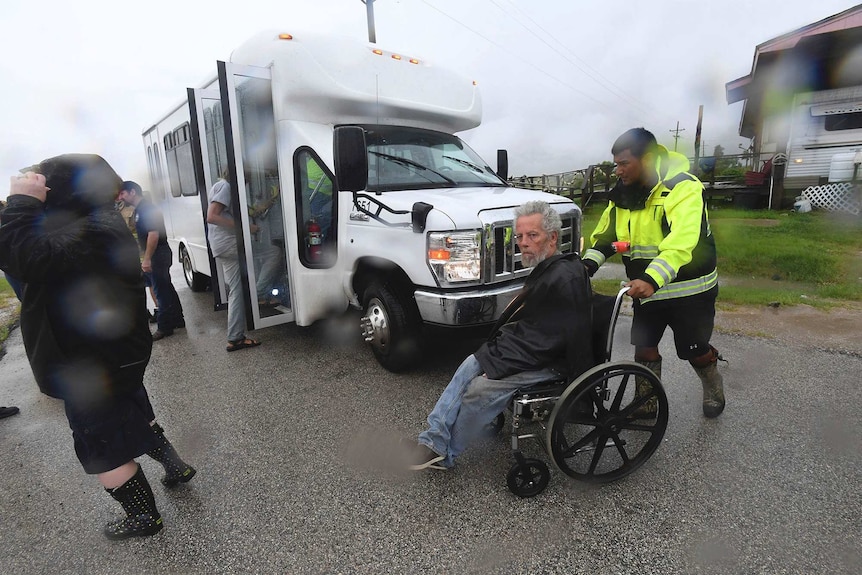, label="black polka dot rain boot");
[147,423,196,487]
[103,465,163,540]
